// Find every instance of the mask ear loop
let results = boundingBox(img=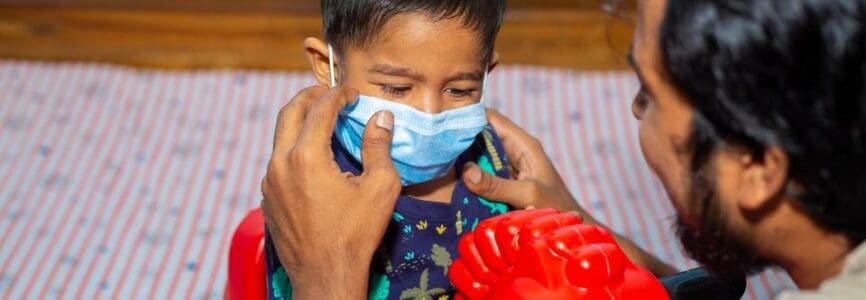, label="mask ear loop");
[479,70,488,104]
[328,44,337,87]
